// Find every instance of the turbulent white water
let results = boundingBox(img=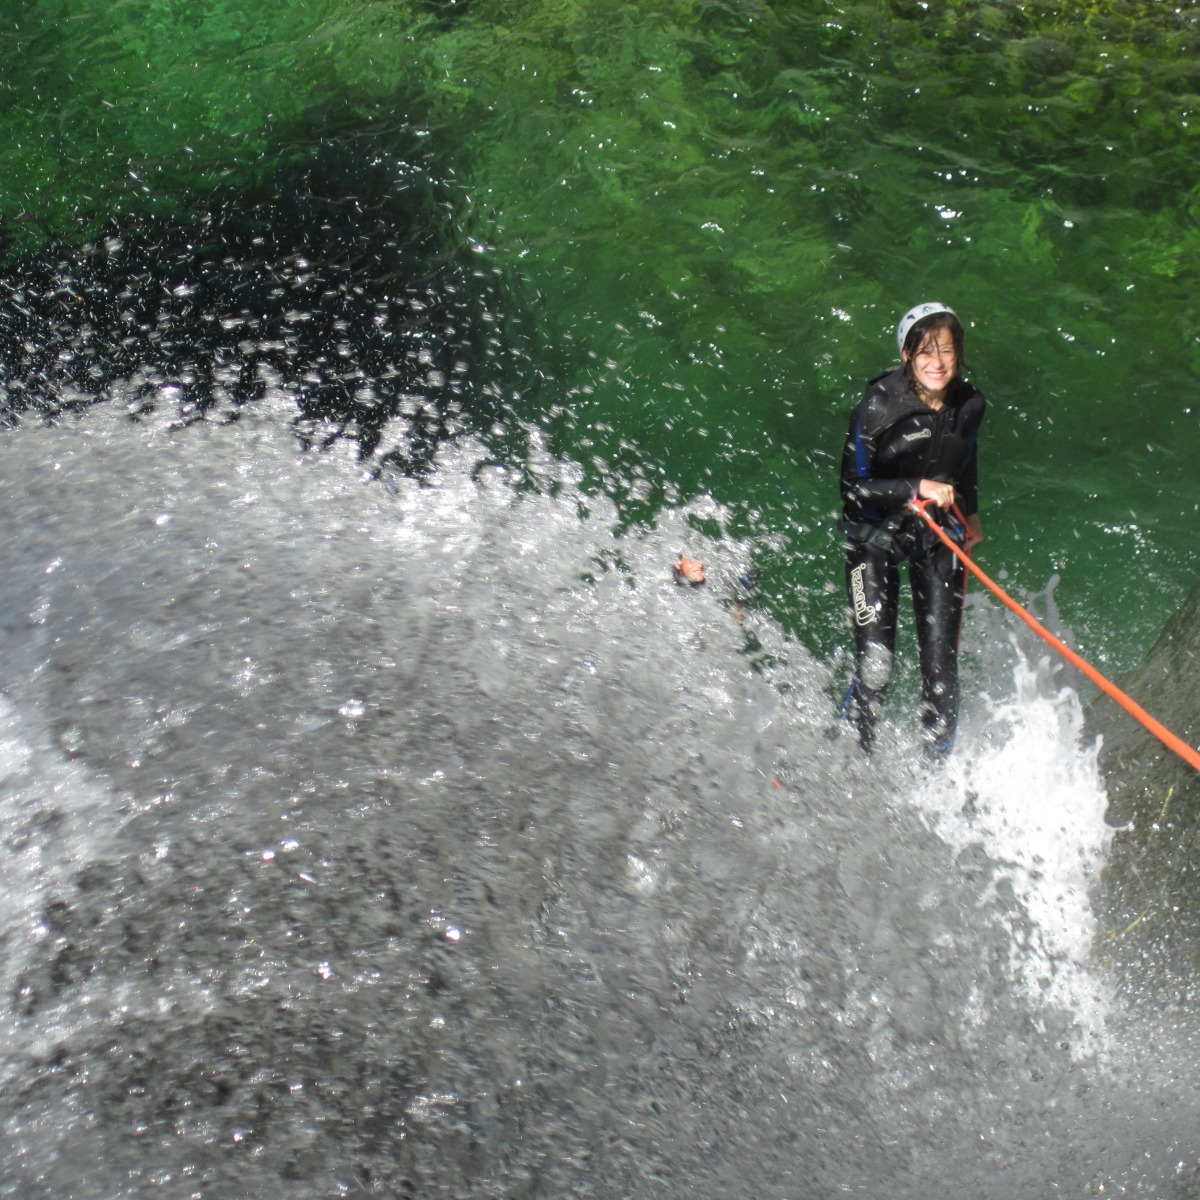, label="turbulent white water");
[0,402,1196,1199]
